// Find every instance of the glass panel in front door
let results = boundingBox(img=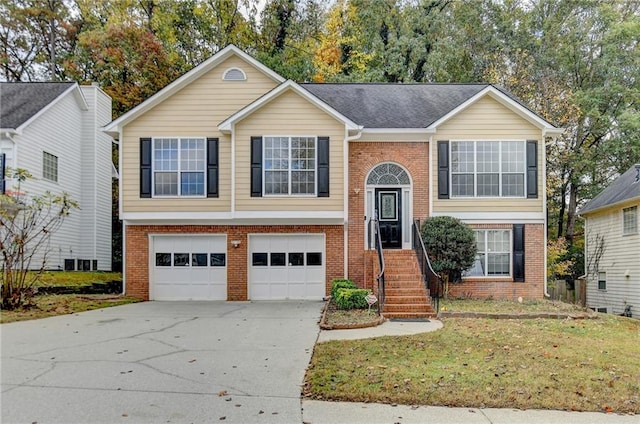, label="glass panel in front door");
[379,192,398,221]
